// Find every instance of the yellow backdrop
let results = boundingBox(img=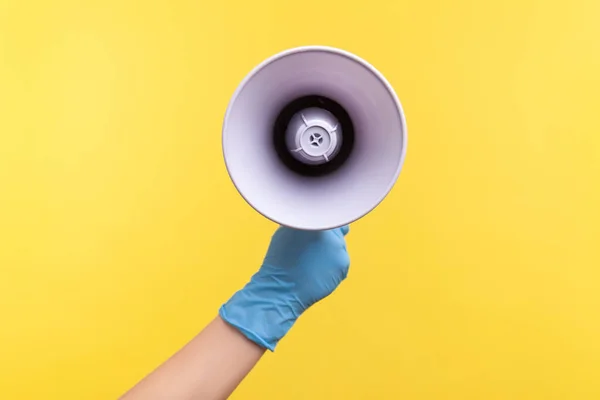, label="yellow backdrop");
[1,0,599,399]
